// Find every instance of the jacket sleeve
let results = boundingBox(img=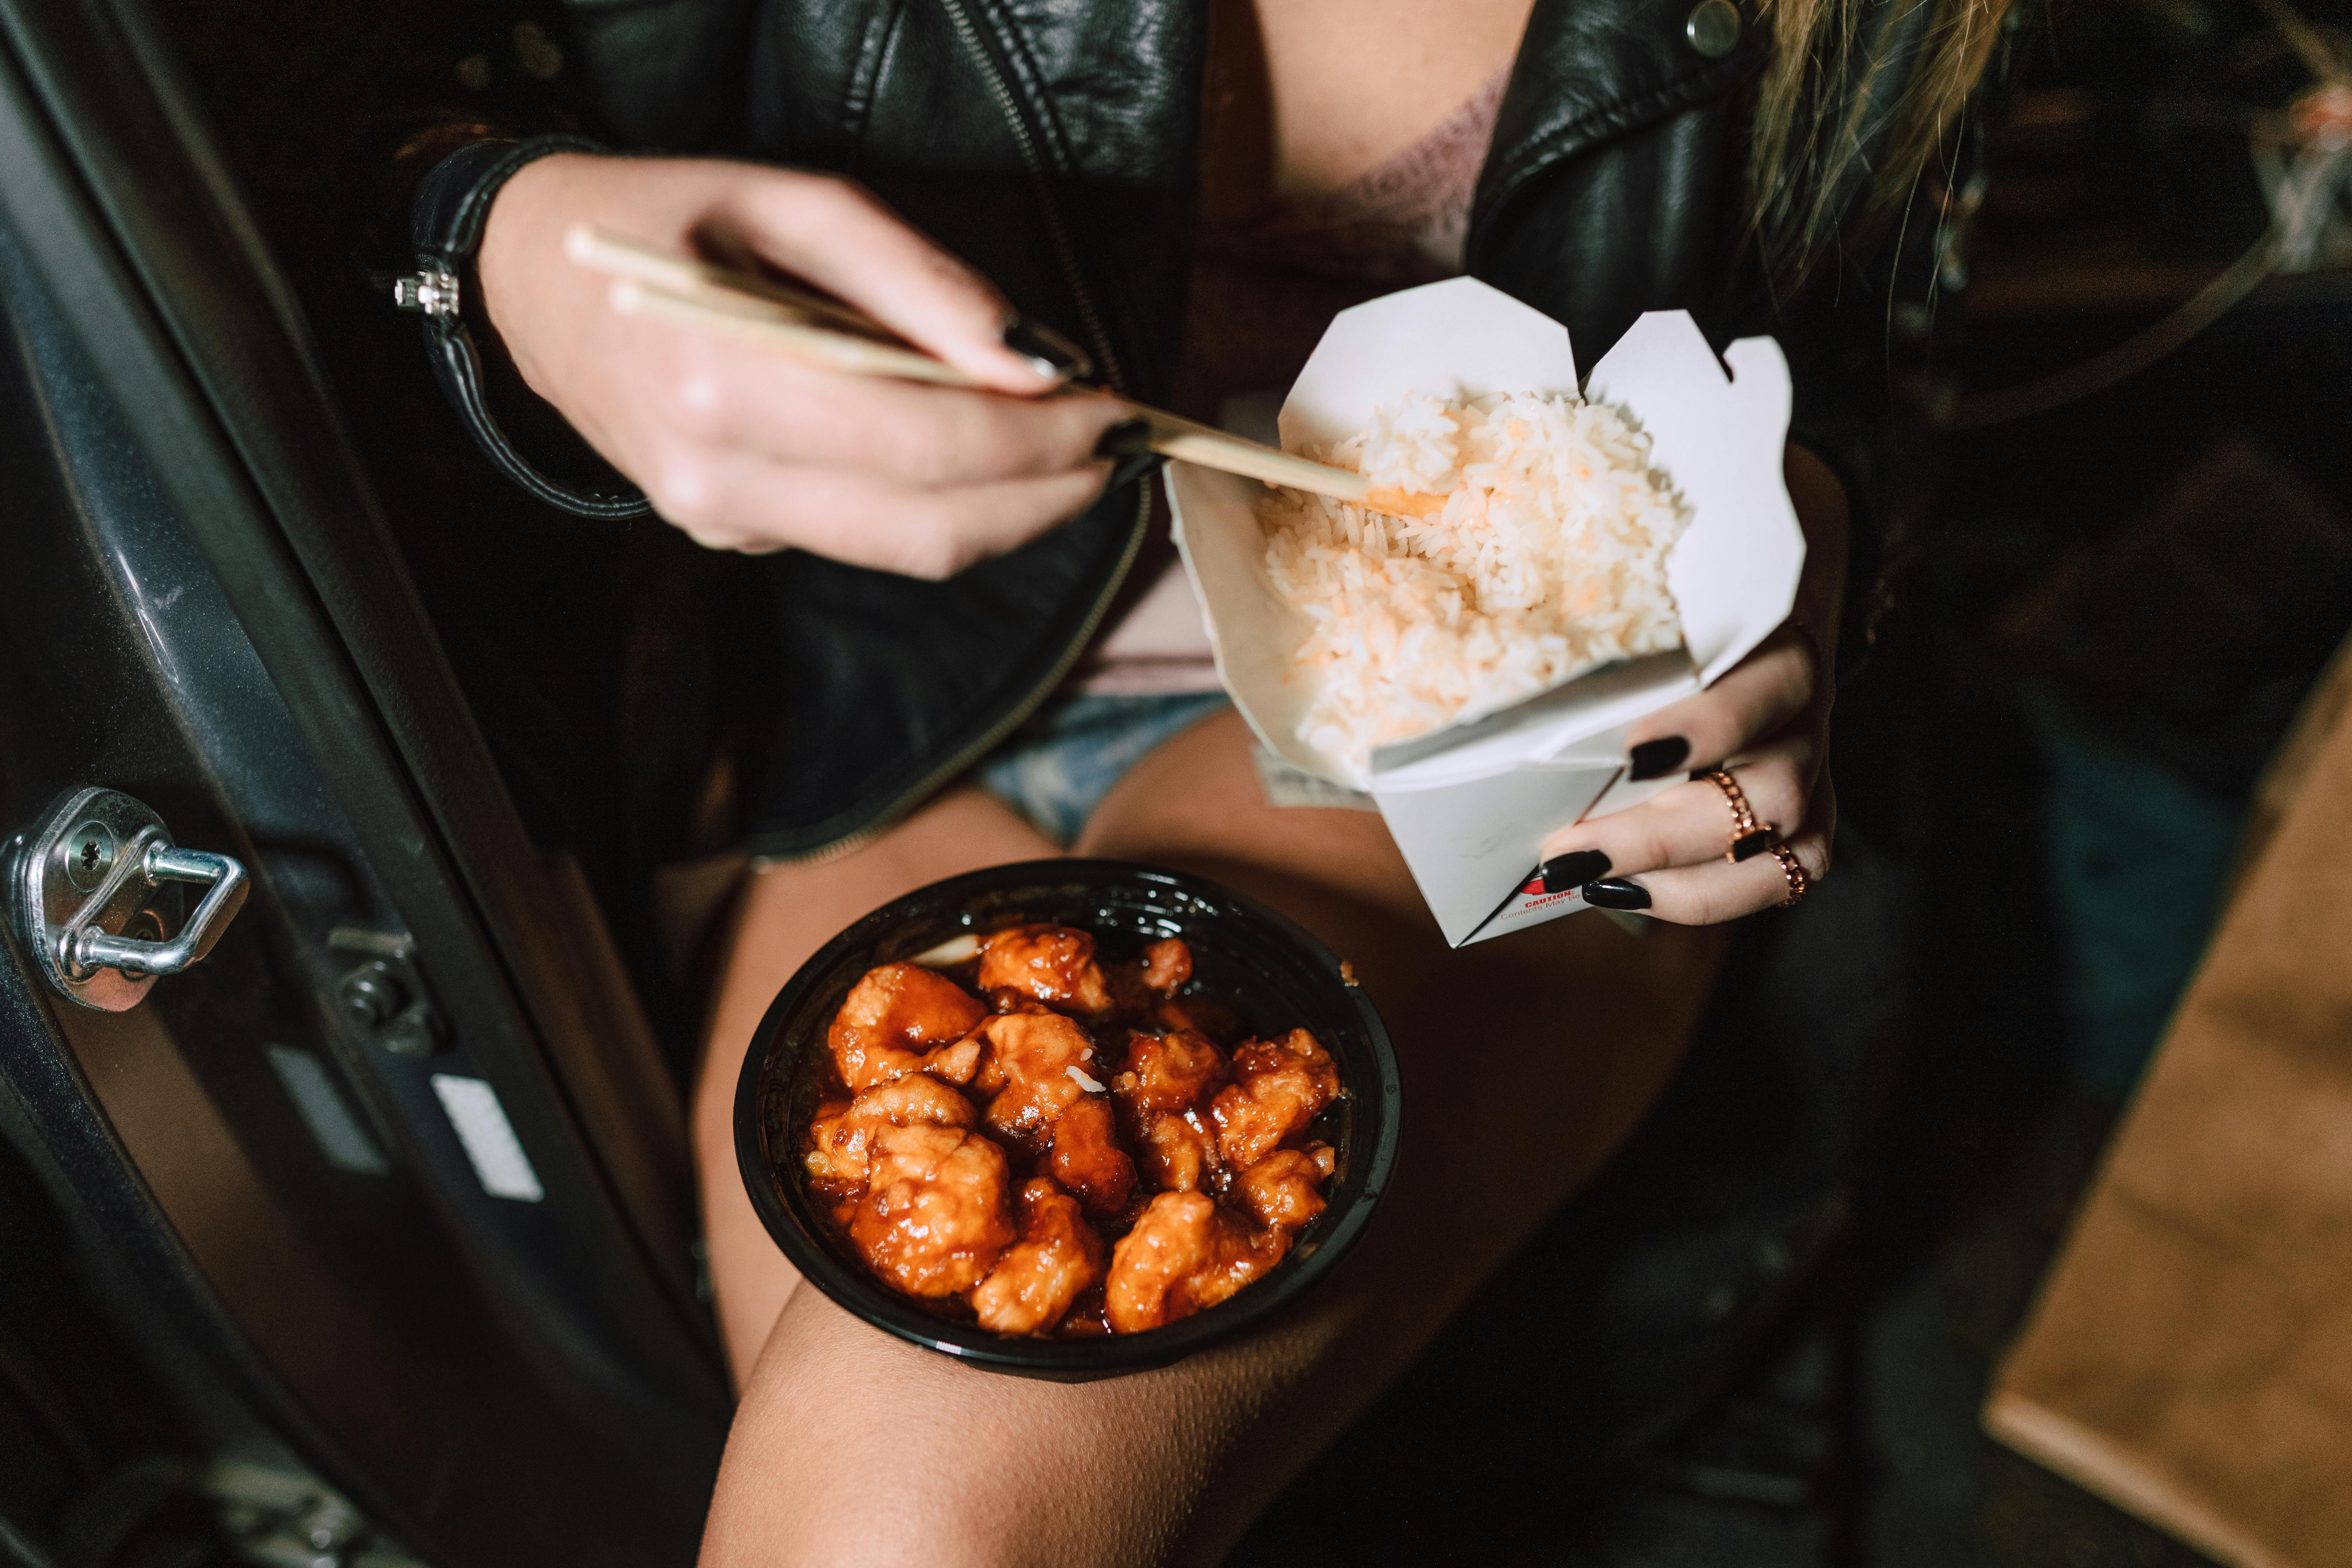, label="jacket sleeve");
[405,133,654,518]
[352,13,665,517]
[367,2,768,516]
